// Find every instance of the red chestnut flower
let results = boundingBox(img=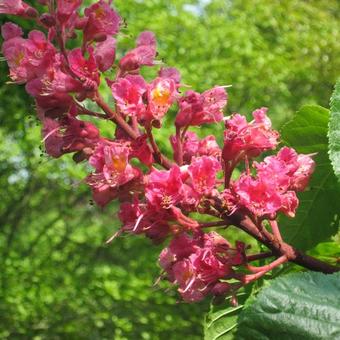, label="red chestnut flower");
[83,0,121,43]
[159,232,244,302]
[175,86,227,128]
[222,107,279,163]
[0,1,329,306]
[86,141,140,206]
